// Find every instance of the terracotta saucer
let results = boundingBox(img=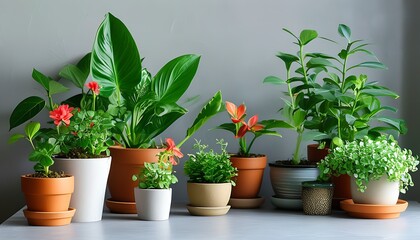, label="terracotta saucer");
[23,208,76,226]
[229,197,265,209]
[186,205,231,216]
[106,198,137,214]
[271,196,302,210]
[340,199,408,219]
